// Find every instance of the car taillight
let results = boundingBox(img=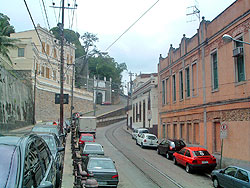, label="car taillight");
[144,139,147,142]
[82,154,88,156]
[169,146,173,150]
[192,160,197,164]
[112,175,118,179]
